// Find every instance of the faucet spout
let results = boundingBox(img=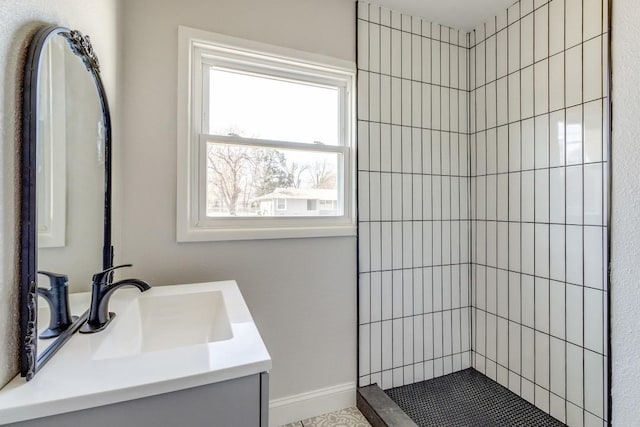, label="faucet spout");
[79,265,151,334]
